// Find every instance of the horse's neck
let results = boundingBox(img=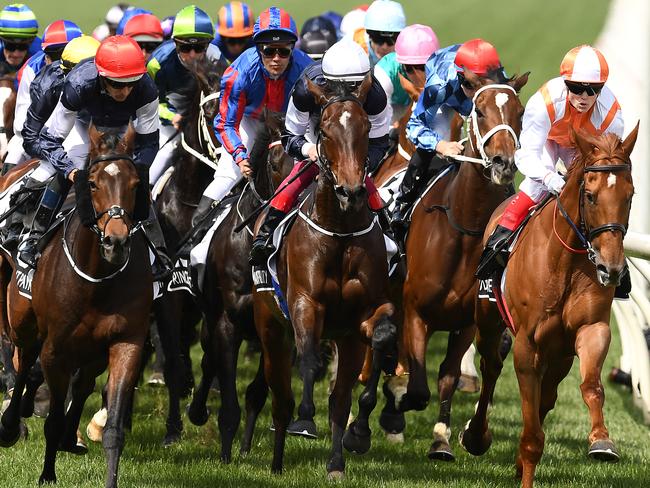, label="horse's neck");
[310,178,372,234]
